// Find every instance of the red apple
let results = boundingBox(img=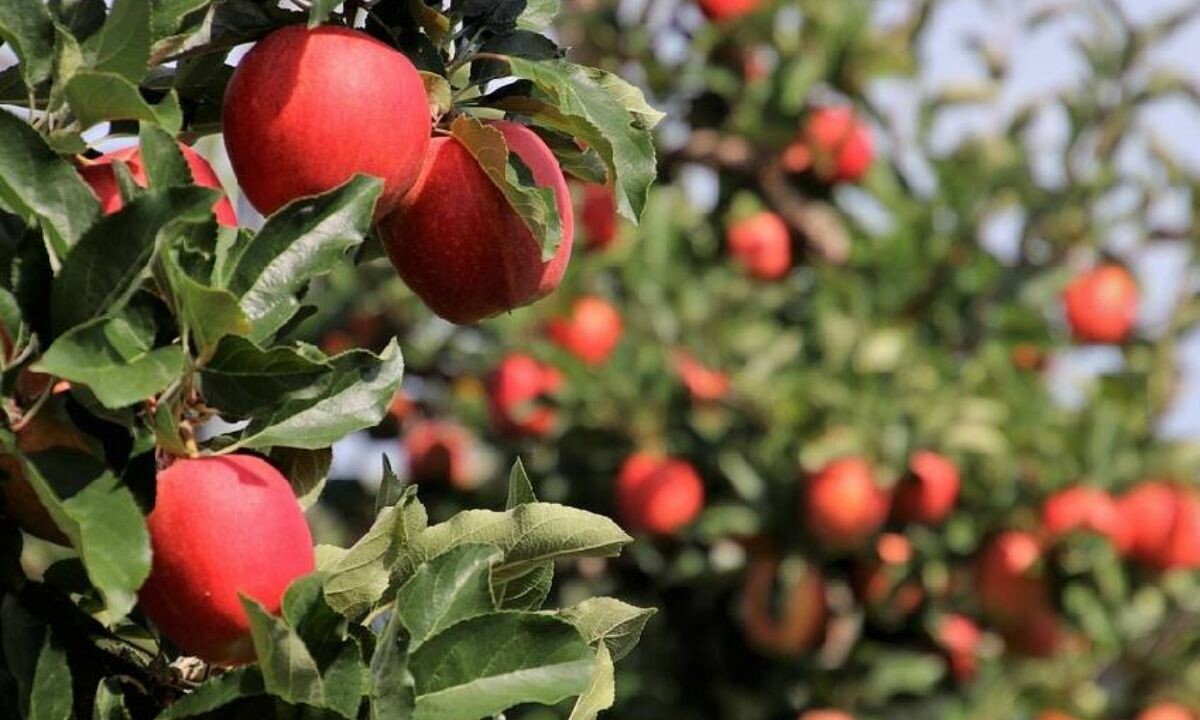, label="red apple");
[138,455,314,666]
[581,183,618,250]
[1137,703,1195,720]
[739,553,826,657]
[936,613,982,682]
[854,534,923,620]
[696,0,760,23]
[223,25,430,218]
[671,350,730,403]
[615,452,705,535]
[486,354,563,438]
[727,211,791,280]
[404,420,473,489]
[976,531,1049,628]
[1121,482,1200,570]
[803,457,889,551]
[1003,608,1067,658]
[1041,485,1132,554]
[380,121,574,324]
[785,107,873,184]
[546,296,623,366]
[77,143,237,226]
[1063,265,1138,343]
[891,451,960,525]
